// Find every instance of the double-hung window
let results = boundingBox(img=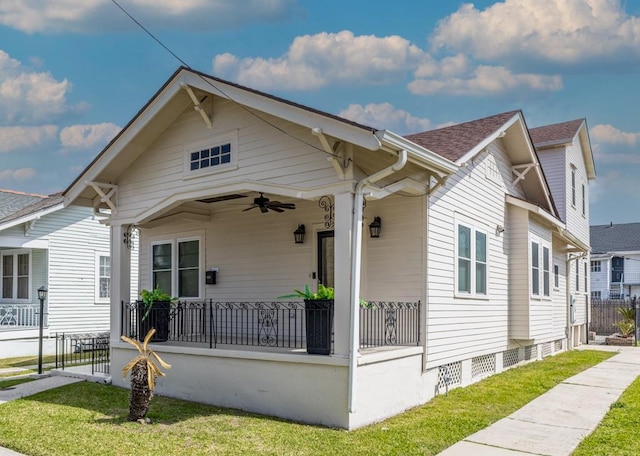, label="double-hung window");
[151,237,201,299]
[531,239,551,297]
[95,253,111,303]
[590,261,601,272]
[456,221,488,296]
[1,250,30,301]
